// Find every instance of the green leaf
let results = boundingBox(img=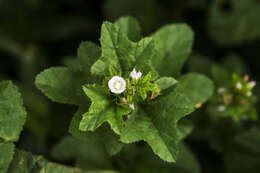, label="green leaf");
[0,81,26,142]
[91,60,106,75]
[187,54,214,75]
[152,24,194,77]
[155,77,178,91]
[234,128,260,154]
[69,107,124,156]
[211,65,230,87]
[35,67,88,105]
[7,149,47,173]
[97,22,134,74]
[8,149,116,173]
[120,73,213,162]
[114,16,142,42]
[79,84,131,135]
[174,73,214,105]
[134,37,159,79]
[0,142,14,173]
[120,93,194,162]
[209,0,260,45]
[51,136,112,170]
[78,41,101,78]
[173,143,201,173]
[91,22,157,78]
